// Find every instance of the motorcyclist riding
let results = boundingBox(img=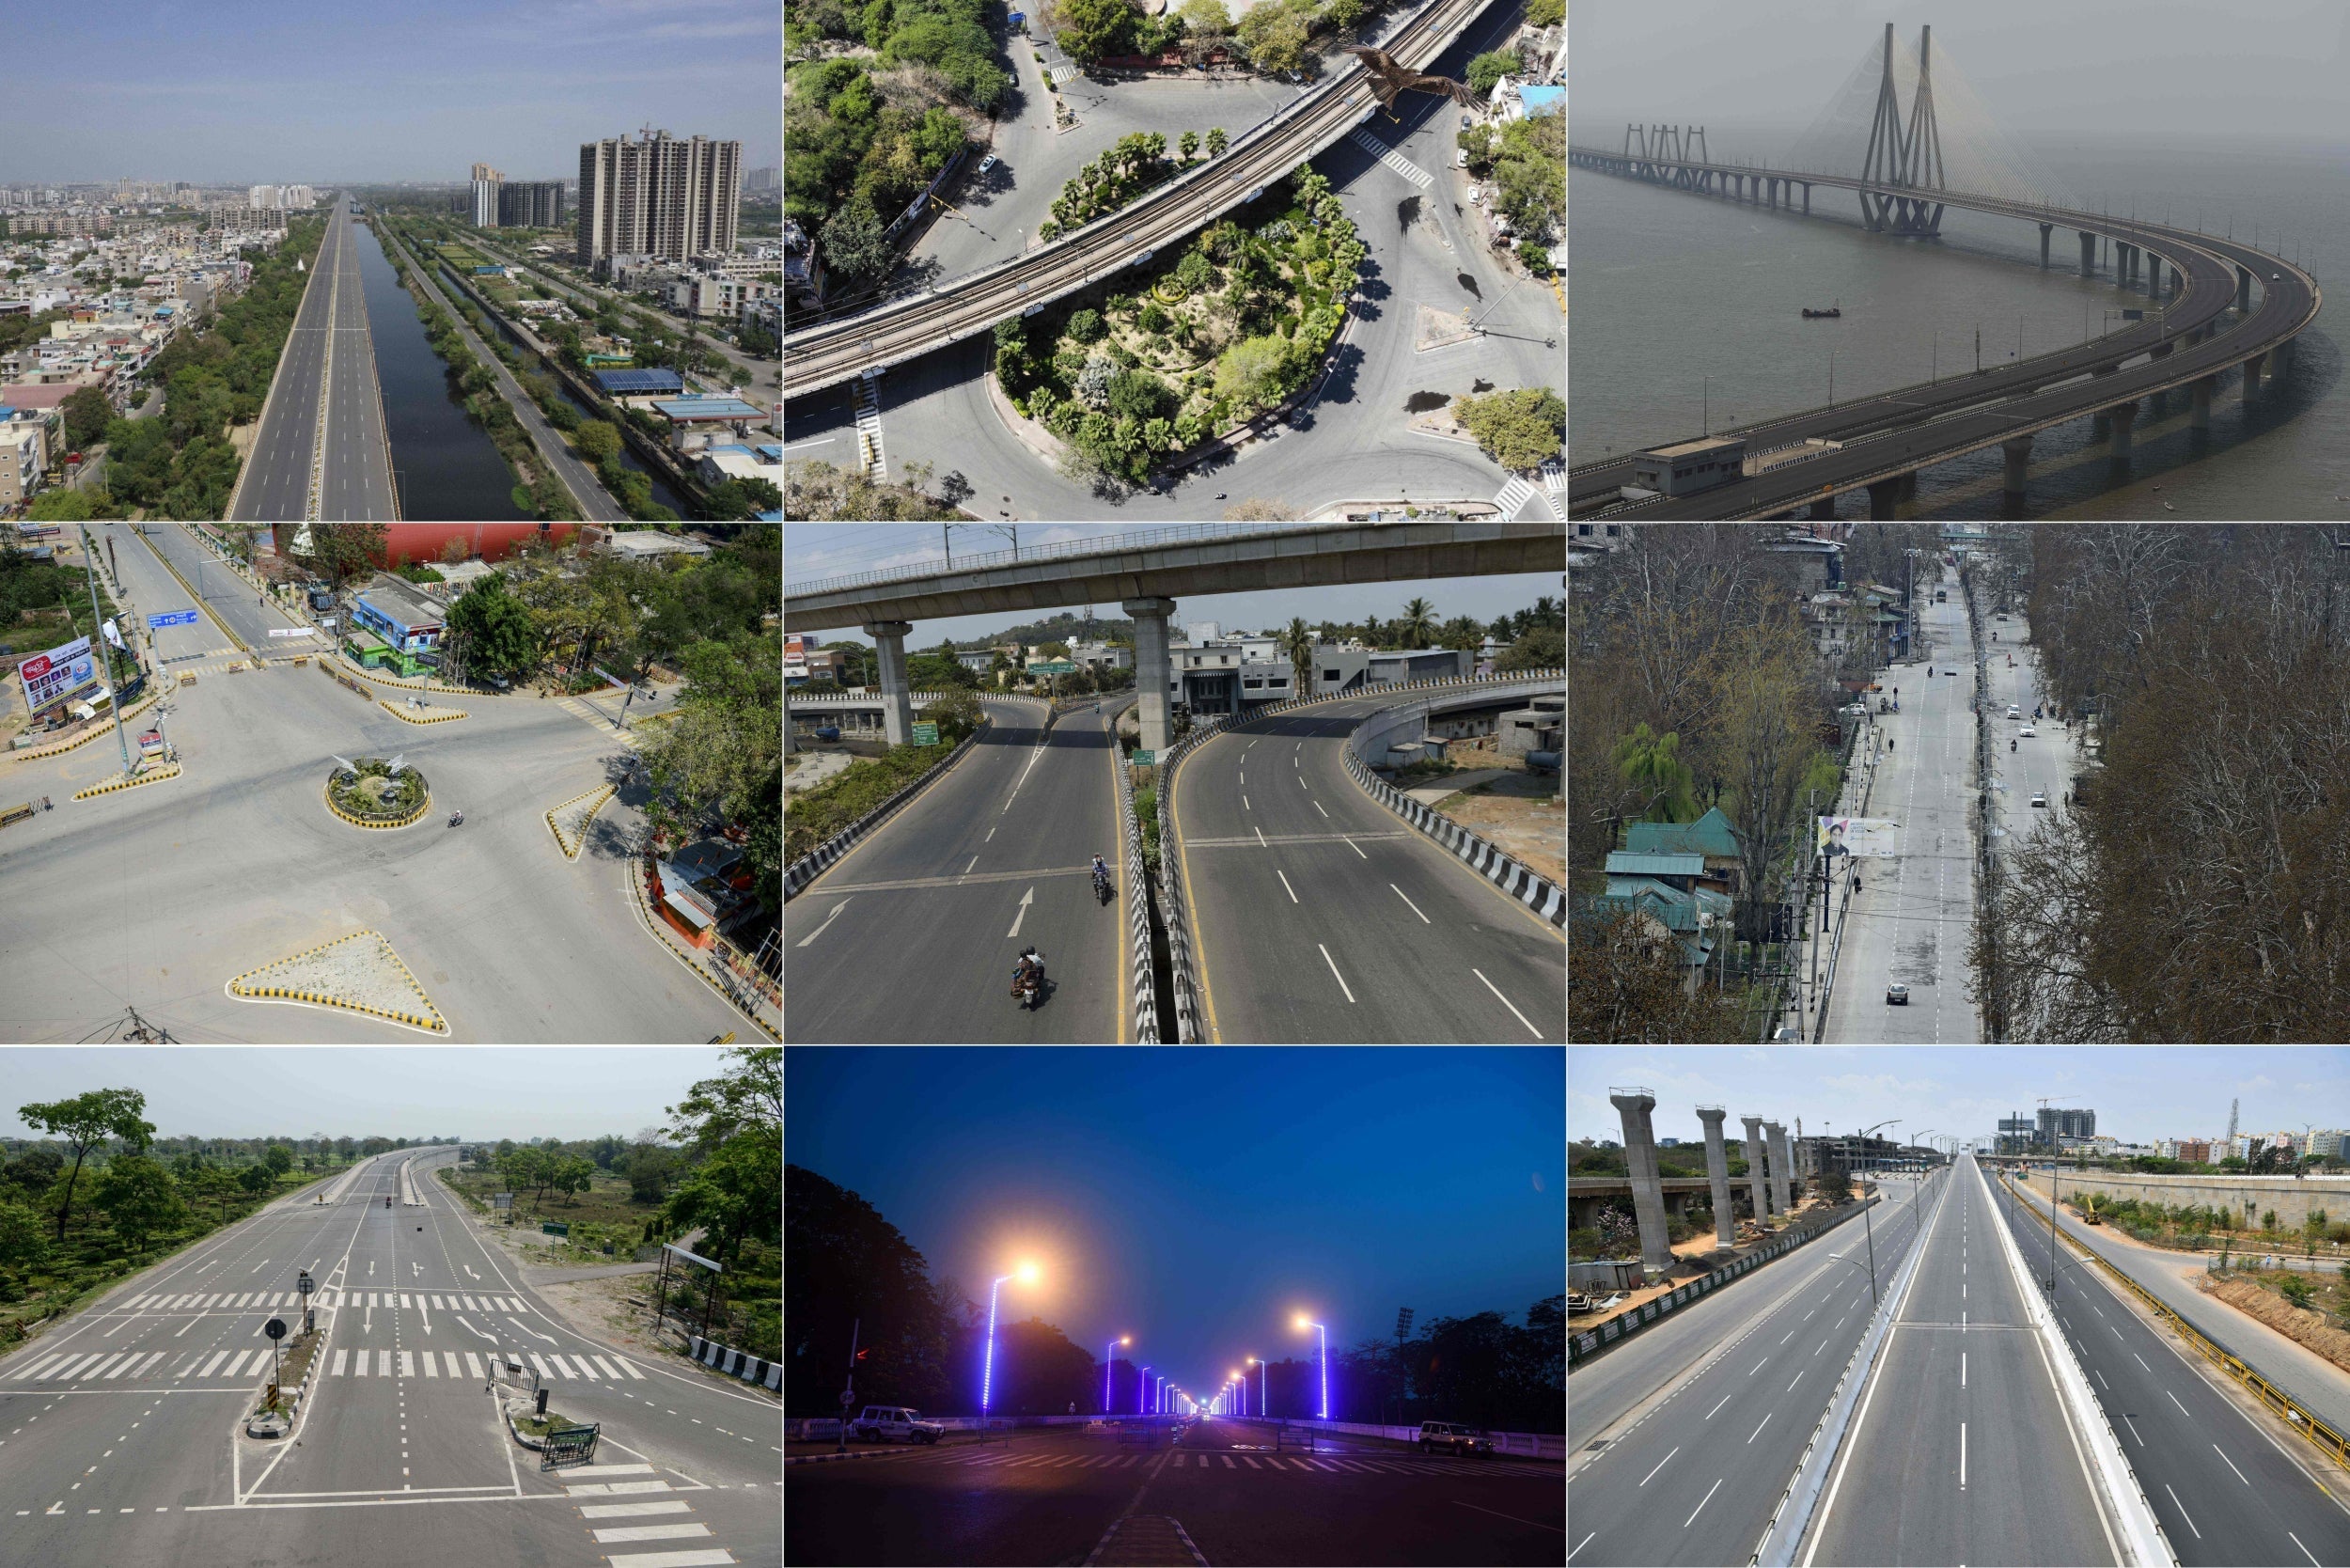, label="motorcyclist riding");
[1012,946,1044,1006]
